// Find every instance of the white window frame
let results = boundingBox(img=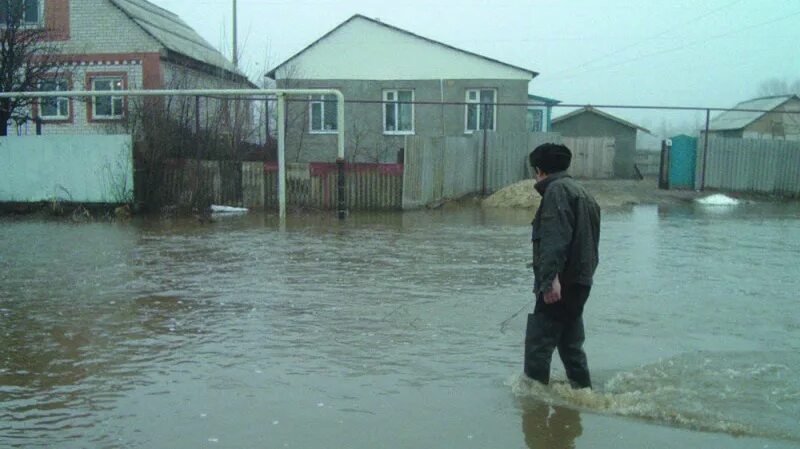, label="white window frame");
[38,78,69,120]
[527,107,545,132]
[309,94,338,134]
[91,77,125,119]
[464,88,497,133]
[382,89,415,135]
[0,0,43,27]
